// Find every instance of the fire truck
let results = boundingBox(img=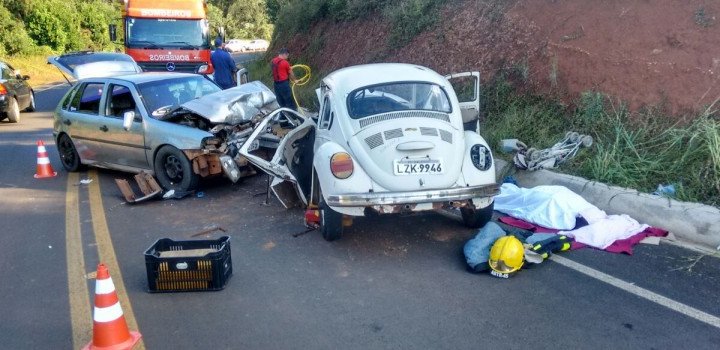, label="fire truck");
[111,0,214,74]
